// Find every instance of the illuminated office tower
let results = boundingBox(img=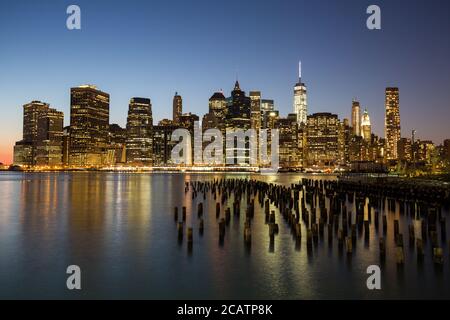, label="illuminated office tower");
[293,61,307,125]
[416,140,435,164]
[338,118,351,165]
[109,124,127,164]
[261,99,274,129]
[152,122,179,166]
[62,126,70,165]
[351,100,361,136]
[69,85,110,166]
[306,113,339,166]
[225,81,252,166]
[180,112,200,164]
[385,87,401,160]
[126,97,153,165]
[13,101,64,166]
[23,101,50,145]
[361,109,371,142]
[14,101,49,165]
[397,138,412,162]
[444,139,450,161]
[35,108,64,166]
[209,91,227,118]
[172,92,182,124]
[277,114,300,168]
[249,91,262,131]
[207,91,227,133]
